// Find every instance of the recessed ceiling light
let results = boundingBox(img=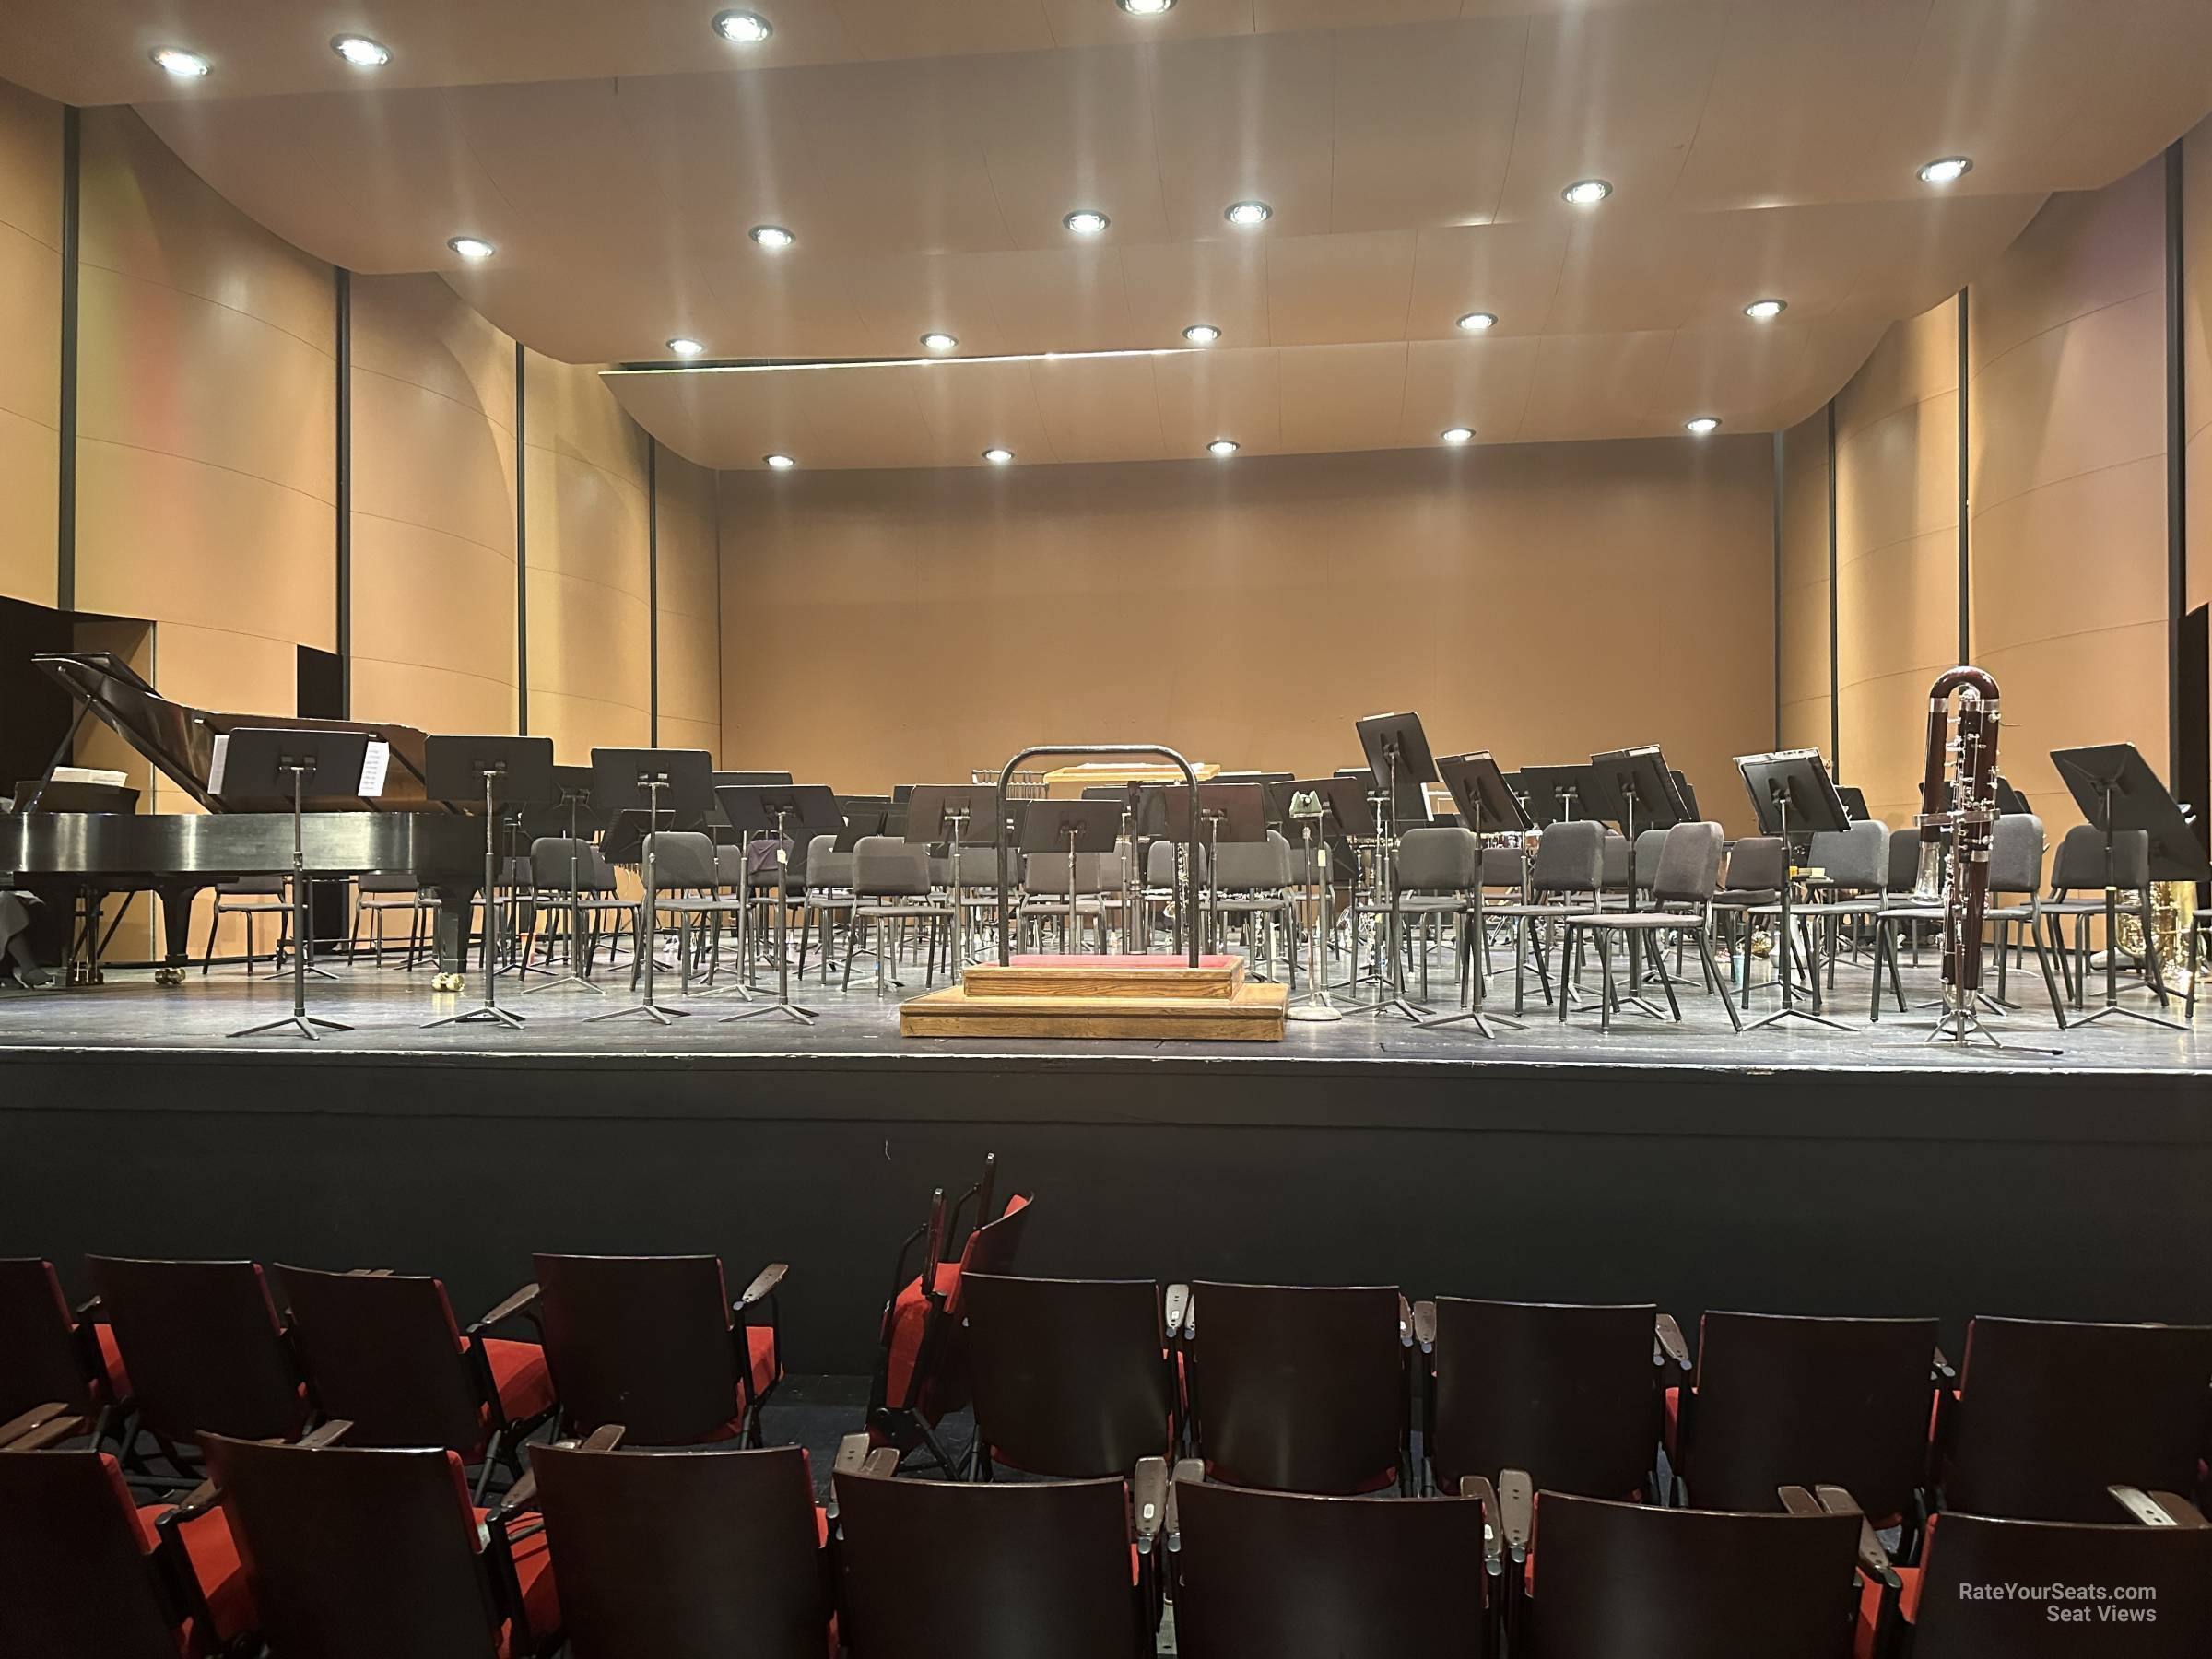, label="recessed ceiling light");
[1455,312,1499,333]
[330,35,391,68]
[763,453,796,469]
[1561,178,1613,206]
[712,10,773,44]
[1182,324,1221,345]
[447,236,496,261]
[920,332,959,351]
[749,225,794,251]
[1918,156,1972,186]
[1118,0,1175,13]
[1744,299,1787,321]
[1225,200,1272,227]
[1207,438,1240,457]
[1441,427,1475,444]
[1685,417,1720,435]
[982,447,1015,464]
[150,46,212,79]
[1064,209,1111,236]
[667,337,706,358]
